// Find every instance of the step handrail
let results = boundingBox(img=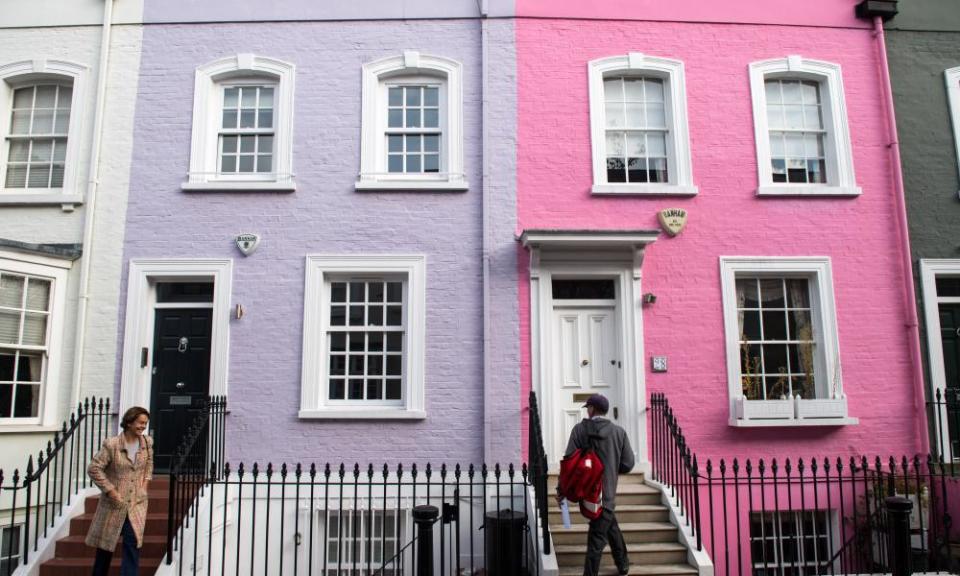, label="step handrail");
[0,397,113,574]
